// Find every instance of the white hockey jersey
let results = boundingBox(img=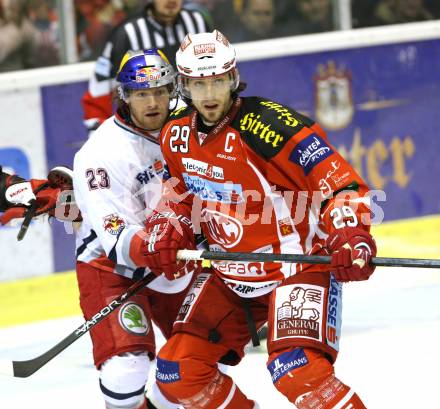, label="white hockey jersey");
[73,112,192,293]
